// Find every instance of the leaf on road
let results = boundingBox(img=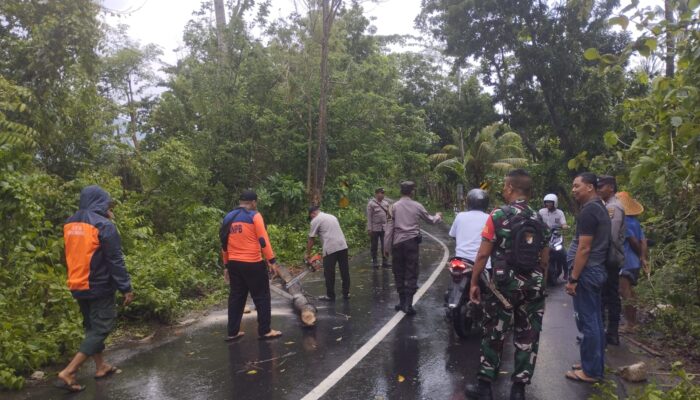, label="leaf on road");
[397,375,405,382]
[284,341,295,345]
[336,337,343,342]
[247,370,258,375]
[332,326,343,330]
